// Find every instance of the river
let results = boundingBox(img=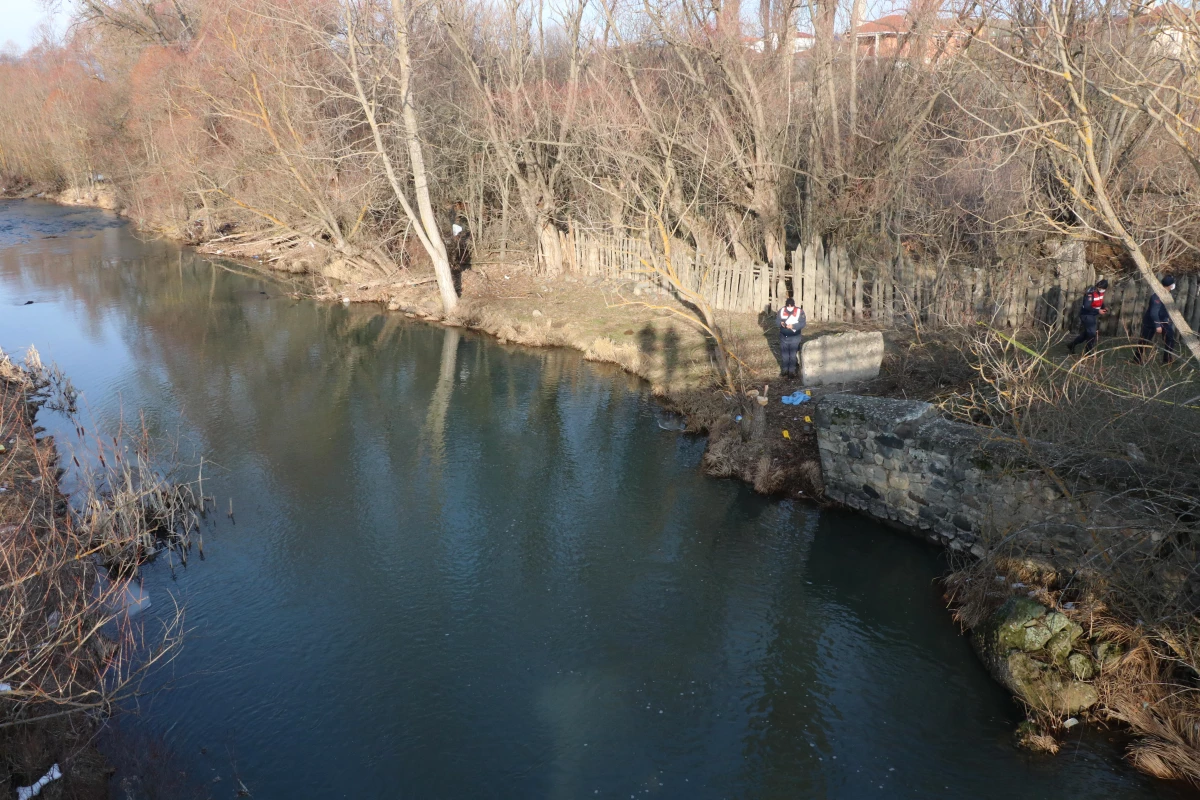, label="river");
[0,200,1184,798]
